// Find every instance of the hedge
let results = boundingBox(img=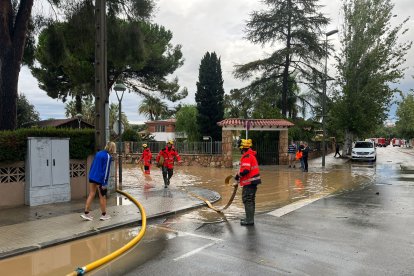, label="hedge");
[0,128,95,162]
